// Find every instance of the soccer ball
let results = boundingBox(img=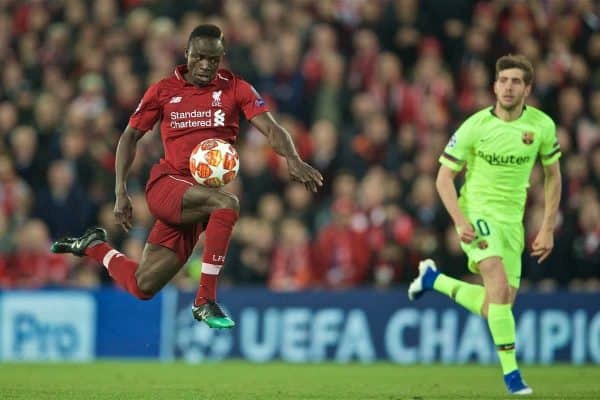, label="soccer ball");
[189,138,239,187]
